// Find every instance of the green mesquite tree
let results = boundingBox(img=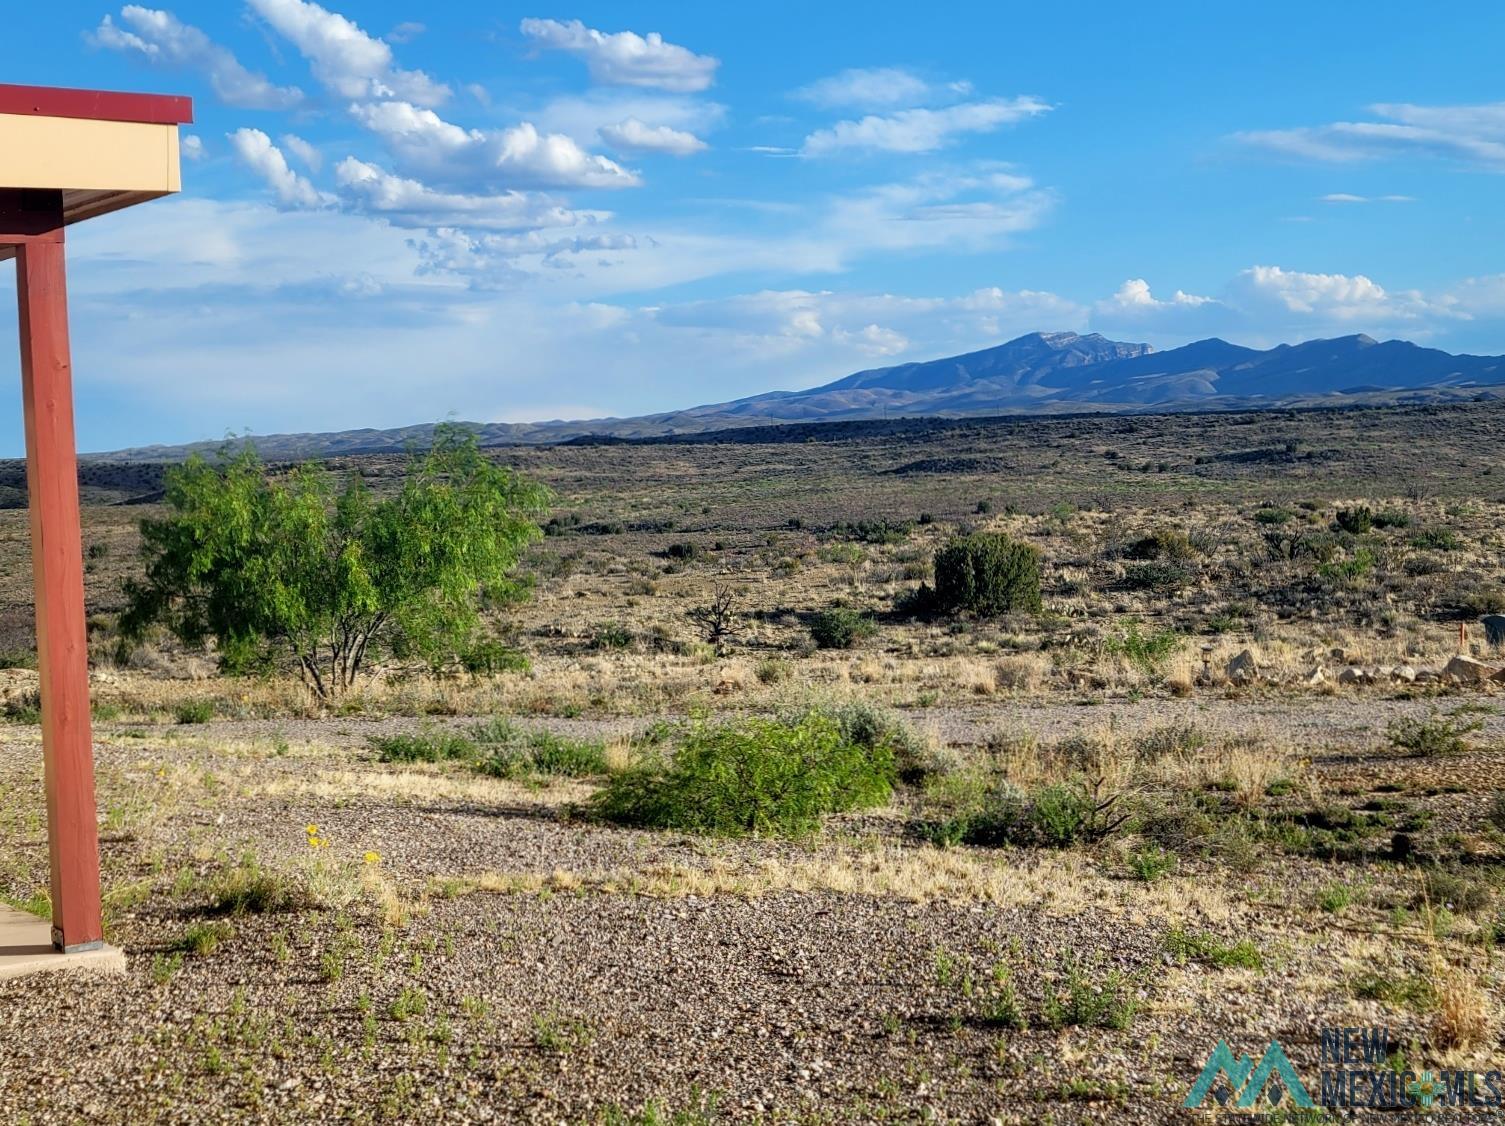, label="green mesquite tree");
[122,424,551,699]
